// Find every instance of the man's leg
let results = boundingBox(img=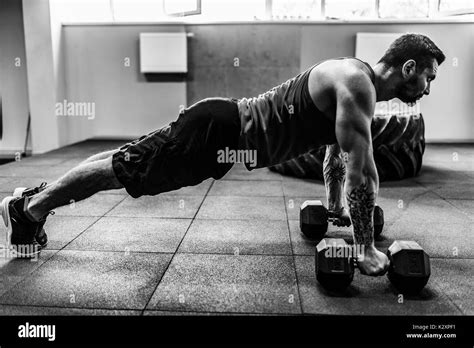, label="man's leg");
[26,156,122,221]
[79,149,118,165]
